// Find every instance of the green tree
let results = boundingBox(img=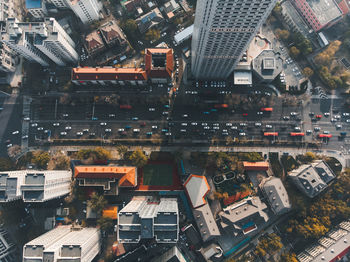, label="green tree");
[289,46,300,58]
[0,158,14,171]
[122,19,137,34]
[32,151,50,169]
[145,29,160,42]
[48,154,70,170]
[281,252,298,262]
[116,144,128,159]
[303,67,314,78]
[97,216,113,232]
[273,2,282,14]
[275,29,289,40]
[129,149,148,167]
[255,233,283,256]
[89,192,107,215]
